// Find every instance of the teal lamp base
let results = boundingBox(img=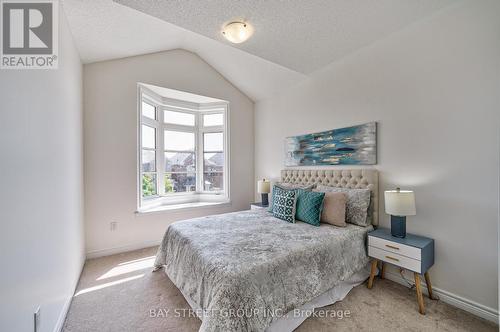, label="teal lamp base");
[391,215,406,238]
[261,193,269,206]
